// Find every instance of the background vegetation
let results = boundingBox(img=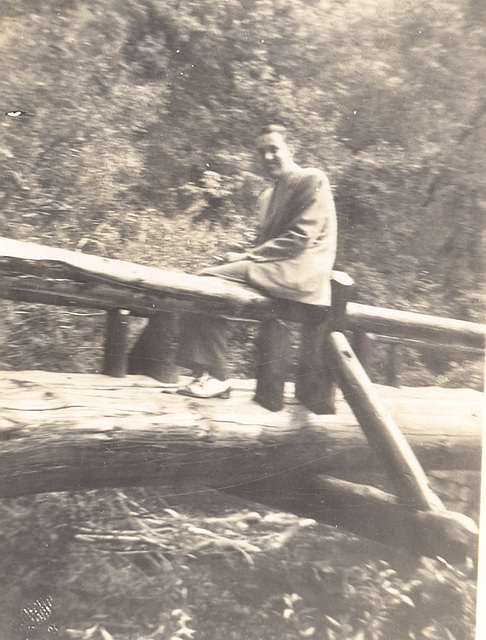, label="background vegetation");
[0,0,484,385]
[0,1,483,638]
